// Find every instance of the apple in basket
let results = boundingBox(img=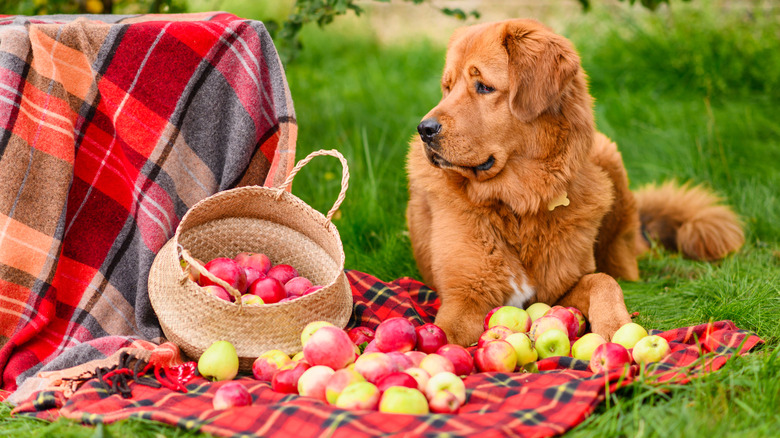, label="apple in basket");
[243,267,265,290]
[213,381,252,409]
[202,285,232,302]
[415,323,448,354]
[247,277,286,304]
[266,264,299,285]
[374,317,417,353]
[284,276,313,298]
[379,386,430,414]
[234,252,272,275]
[201,257,247,292]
